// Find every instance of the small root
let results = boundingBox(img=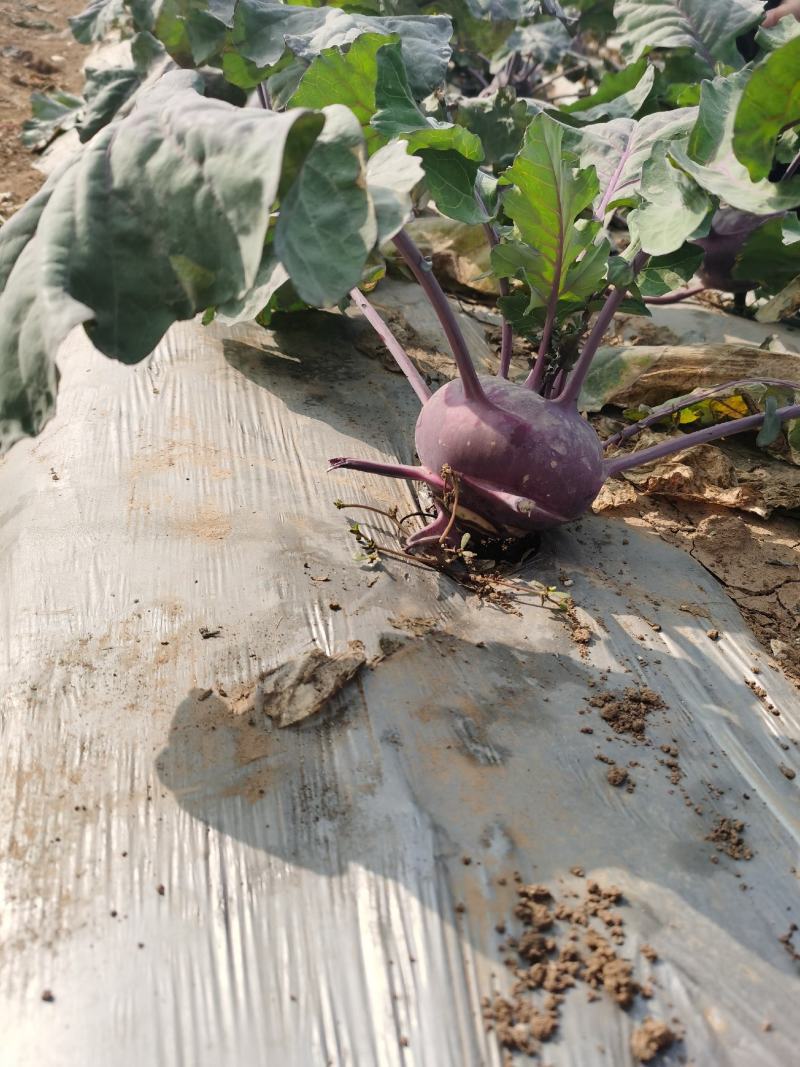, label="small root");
[439,465,460,545]
[336,498,568,616]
